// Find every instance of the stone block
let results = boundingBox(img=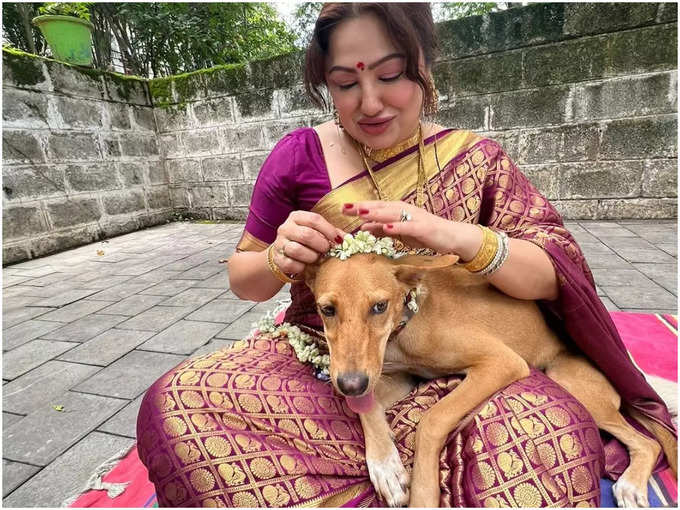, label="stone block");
[147,187,171,210]
[58,328,155,365]
[2,88,50,128]
[47,132,100,161]
[132,105,156,131]
[249,51,305,90]
[185,298,254,323]
[657,2,677,23]
[117,132,159,157]
[103,190,146,215]
[55,96,103,129]
[3,458,40,498]
[597,198,677,219]
[182,129,223,156]
[45,61,106,100]
[436,98,486,131]
[600,117,677,160]
[187,184,228,208]
[170,187,190,208]
[563,3,658,37]
[97,394,144,438]
[438,52,523,97]
[573,73,677,121]
[2,391,126,466]
[3,360,100,415]
[65,162,119,192]
[168,72,208,103]
[2,165,67,200]
[99,133,122,158]
[158,133,184,158]
[193,98,233,126]
[234,89,276,120]
[140,279,198,296]
[73,350,186,399]
[203,63,249,97]
[520,165,559,200]
[3,130,45,163]
[46,196,101,228]
[38,299,114,323]
[31,288,99,308]
[138,319,224,354]
[41,314,127,342]
[523,37,607,87]
[167,159,202,183]
[154,103,194,132]
[2,50,48,89]
[2,339,75,380]
[160,287,224,307]
[107,102,131,130]
[174,261,224,280]
[101,217,141,238]
[241,153,268,180]
[552,199,598,220]
[3,205,48,239]
[518,124,600,164]
[148,160,167,184]
[202,155,243,181]
[559,161,643,199]
[263,119,306,148]
[223,125,266,152]
[228,181,255,206]
[2,432,134,507]
[3,320,63,351]
[642,159,677,198]
[4,243,30,265]
[277,85,317,115]
[104,74,150,105]
[607,25,677,76]
[490,87,569,130]
[117,161,145,186]
[116,305,194,331]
